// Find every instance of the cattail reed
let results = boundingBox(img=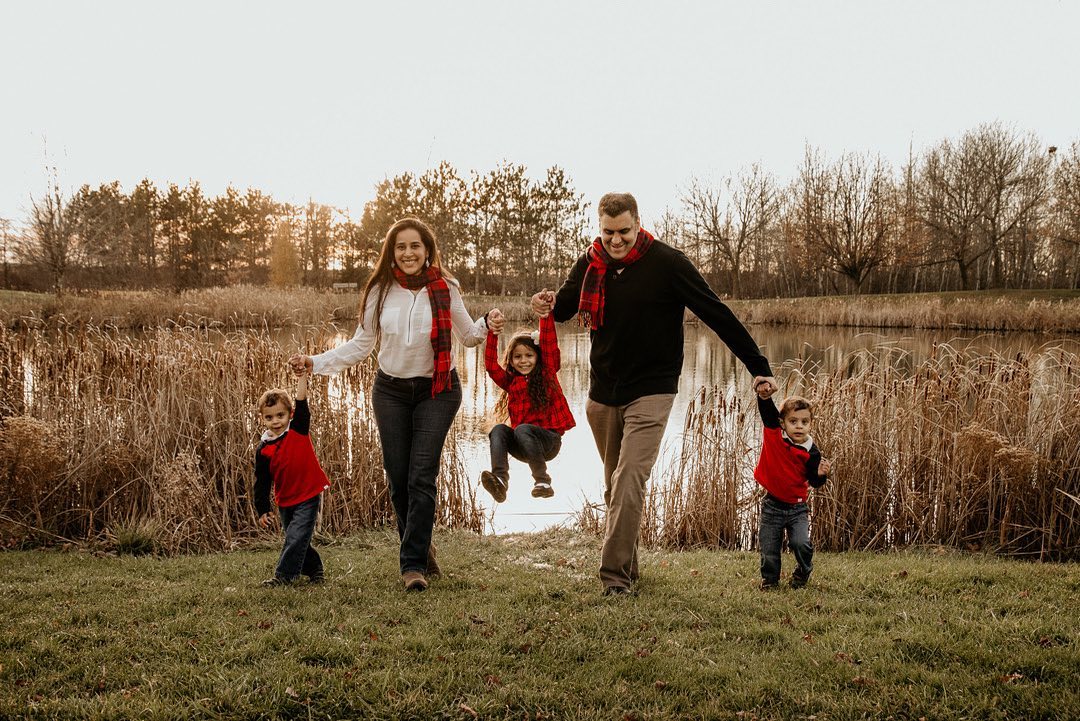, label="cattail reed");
[0,323,483,553]
[646,343,1080,560]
